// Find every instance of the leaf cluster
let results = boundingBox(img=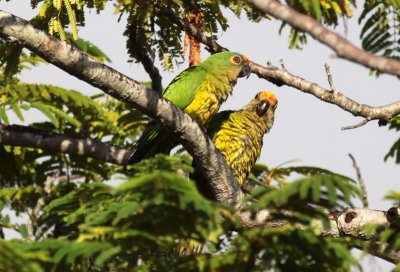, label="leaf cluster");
[0,158,226,271]
[280,0,355,49]
[359,0,400,76]
[116,0,264,72]
[384,116,400,164]
[0,156,362,271]
[30,0,108,40]
[247,165,361,220]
